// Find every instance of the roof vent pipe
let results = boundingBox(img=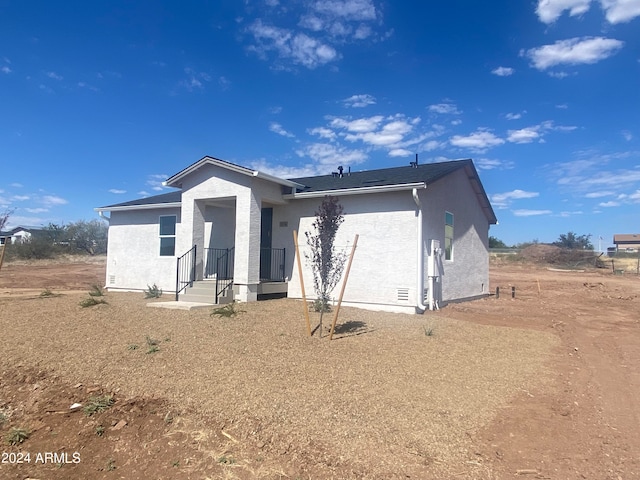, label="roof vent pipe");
[338,165,344,177]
